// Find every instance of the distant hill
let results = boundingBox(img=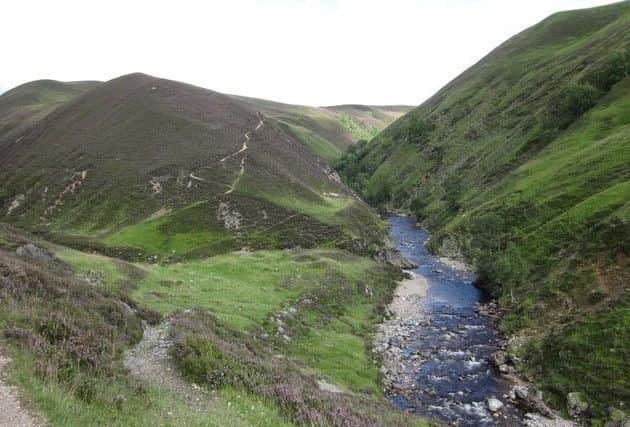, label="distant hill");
[0,79,99,143]
[232,95,411,161]
[337,1,630,417]
[0,73,385,260]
